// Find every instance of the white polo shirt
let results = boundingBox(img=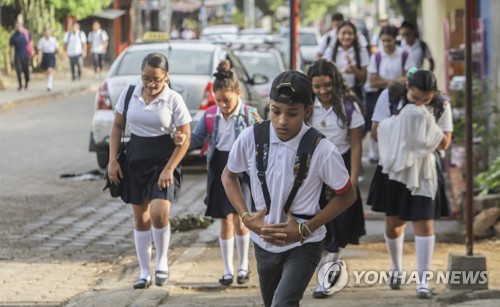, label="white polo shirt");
[316,29,337,55]
[323,46,370,88]
[227,122,351,253]
[63,30,87,57]
[37,36,58,53]
[372,89,453,132]
[311,97,365,154]
[115,83,192,137]
[215,99,242,151]
[367,47,415,81]
[400,38,432,69]
[88,29,109,54]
